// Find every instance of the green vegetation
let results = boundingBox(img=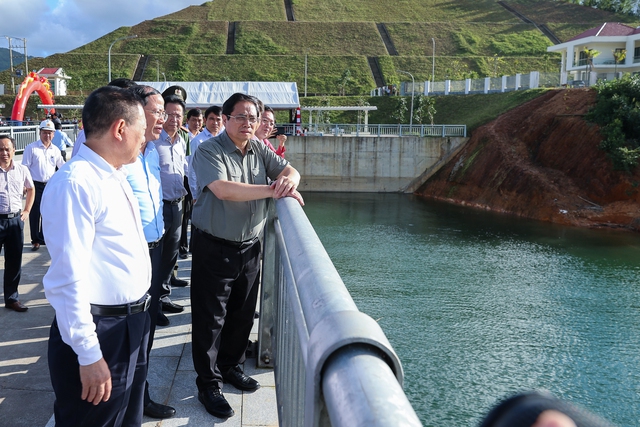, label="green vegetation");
[235,22,386,56]
[585,75,640,171]
[291,0,515,22]
[0,0,635,128]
